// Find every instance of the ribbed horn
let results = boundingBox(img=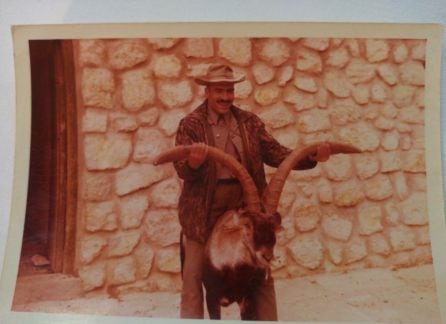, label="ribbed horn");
[263,141,362,214]
[153,145,262,213]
